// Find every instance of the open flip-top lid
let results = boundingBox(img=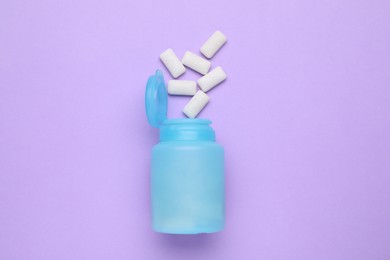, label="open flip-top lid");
[145,70,168,128]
